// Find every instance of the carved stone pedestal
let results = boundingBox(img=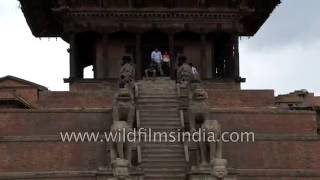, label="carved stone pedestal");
[188,175,237,180]
[188,166,237,180]
[97,164,144,180]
